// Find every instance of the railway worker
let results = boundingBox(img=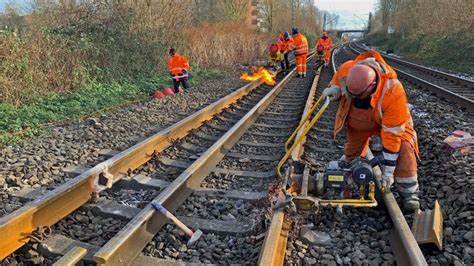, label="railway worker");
[277,32,292,72]
[315,31,333,66]
[322,50,420,211]
[290,28,309,78]
[269,43,283,70]
[168,48,190,93]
